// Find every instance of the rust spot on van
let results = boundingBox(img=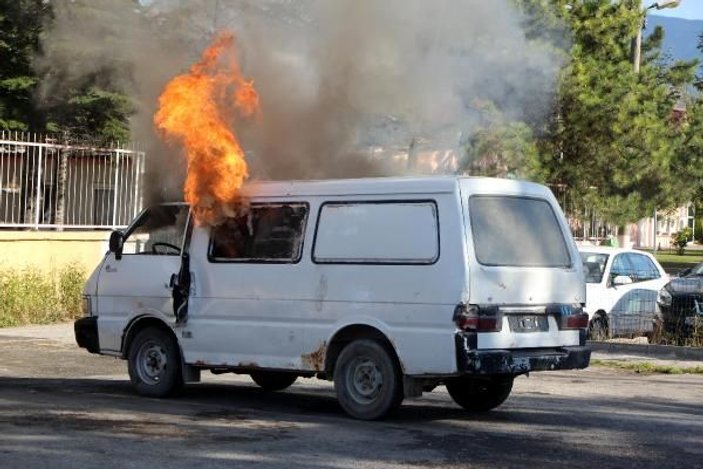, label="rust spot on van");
[301,342,327,371]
